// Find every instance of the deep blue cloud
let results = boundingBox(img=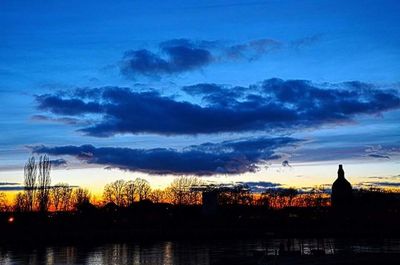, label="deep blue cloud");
[32,137,299,175]
[51,158,68,167]
[36,94,102,115]
[35,79,400,137]
[120,38,283,78]
[182,83,245,107]
[0,186,25,191]
[120,40,213,78]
